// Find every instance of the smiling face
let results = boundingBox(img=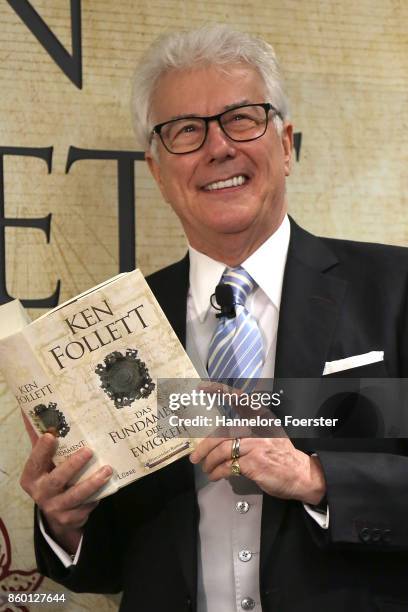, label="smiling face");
[146,63,293,264]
